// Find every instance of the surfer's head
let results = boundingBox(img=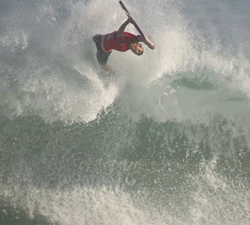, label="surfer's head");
[130,43,143,56]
